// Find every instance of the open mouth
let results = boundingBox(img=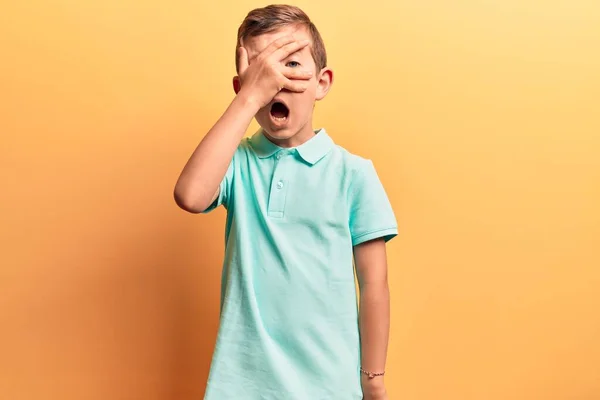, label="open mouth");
[270,101,289,121]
